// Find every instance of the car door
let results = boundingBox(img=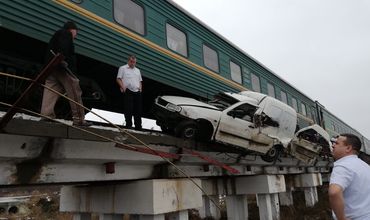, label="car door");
[215,102,257,149]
